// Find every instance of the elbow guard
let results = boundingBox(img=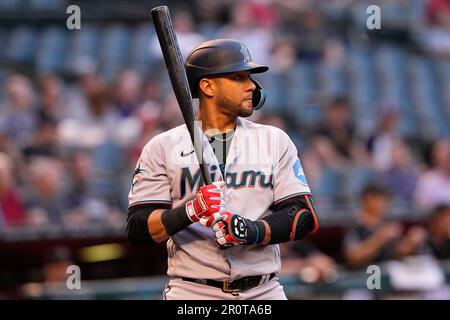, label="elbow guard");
[262,205,315,244]
[262,194,319,244]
